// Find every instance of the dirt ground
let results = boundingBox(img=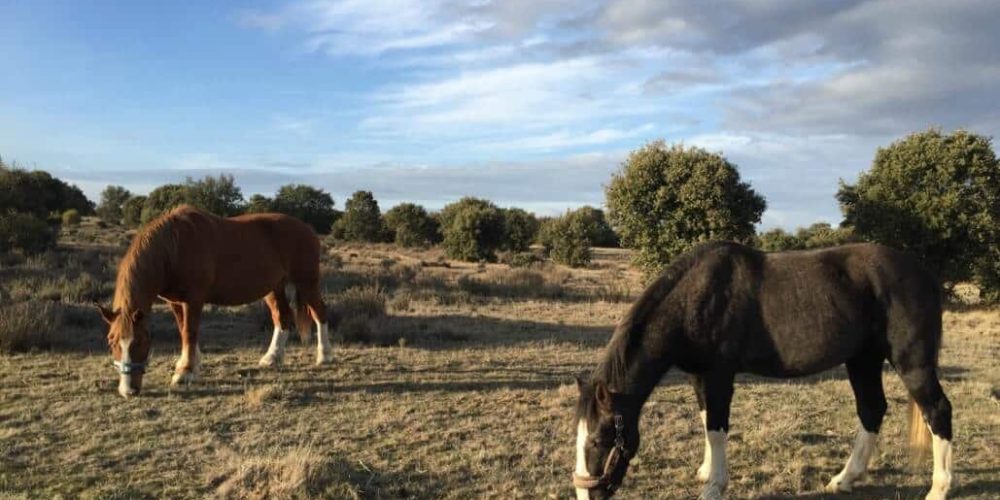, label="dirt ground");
[0,220,997,499]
